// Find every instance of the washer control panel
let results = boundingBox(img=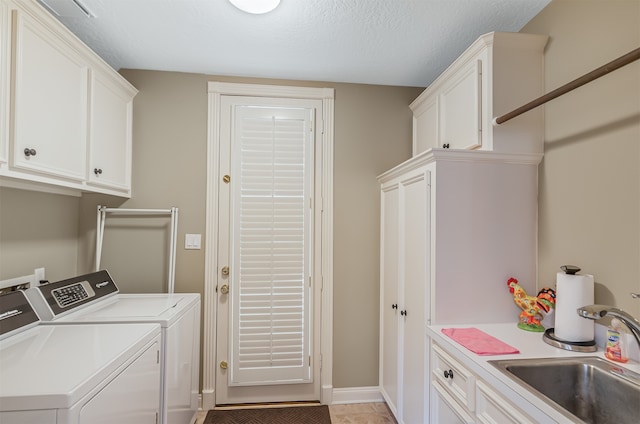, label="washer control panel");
[0,291,40,340]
